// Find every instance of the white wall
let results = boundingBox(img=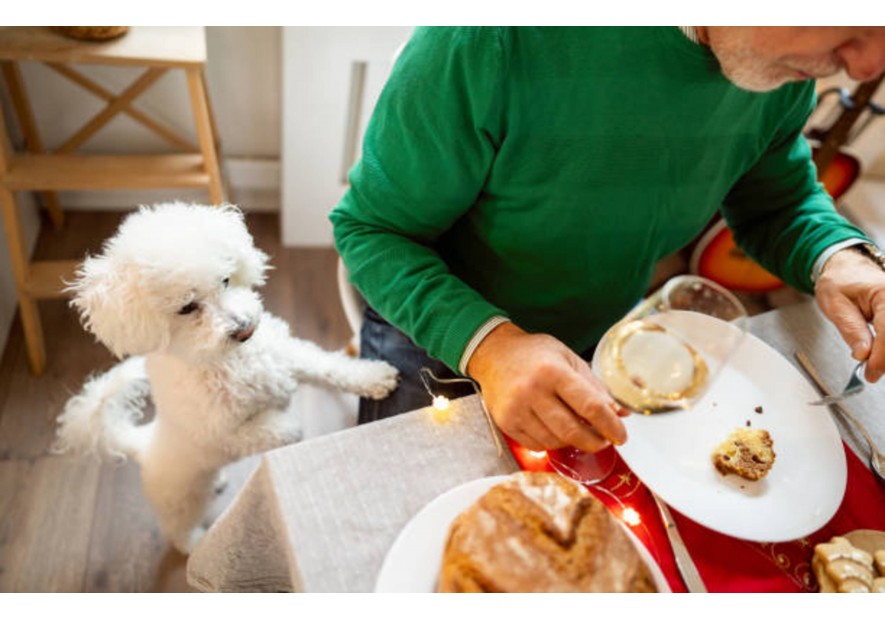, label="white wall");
[0,26,283,355]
